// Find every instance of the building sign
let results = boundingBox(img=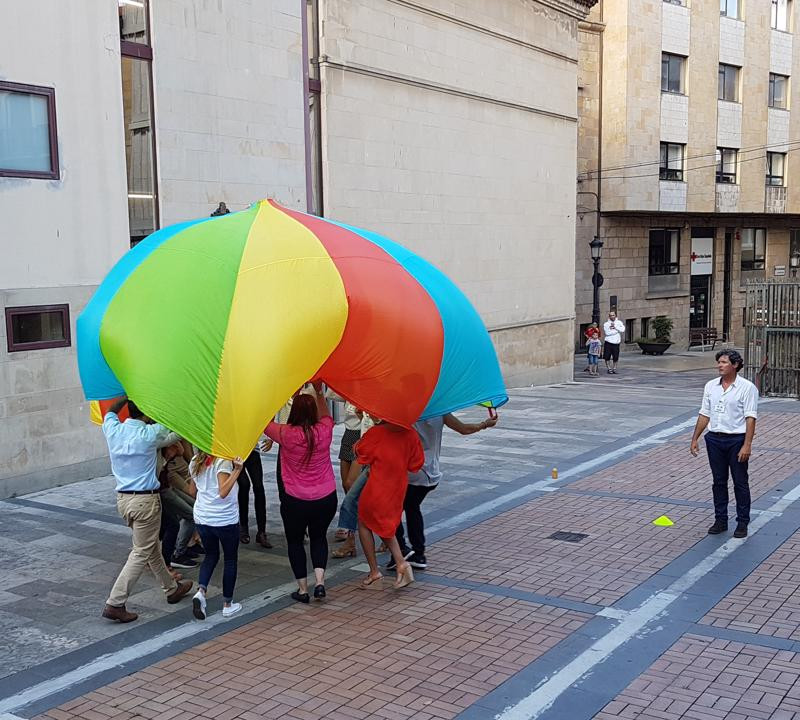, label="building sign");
[775,265,786,277]
[690,236,713,276]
